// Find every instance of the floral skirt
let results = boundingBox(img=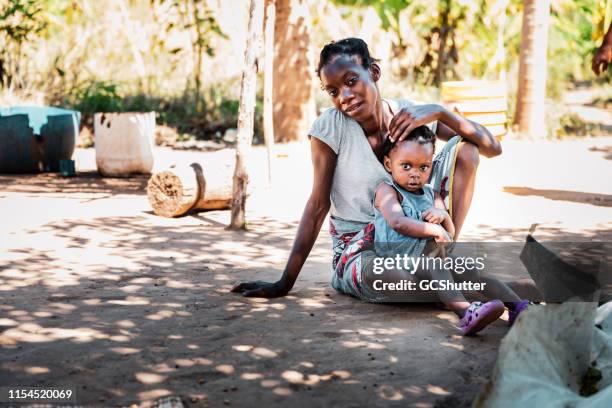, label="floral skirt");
[330,220,379,300]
